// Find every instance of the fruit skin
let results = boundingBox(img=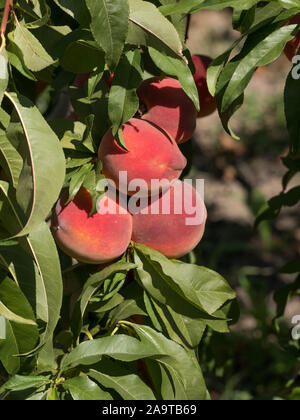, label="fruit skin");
[51,187,133,264]
[192,55,217,118]
[137,77,197,144]
[98,118,187,196]
[131,179,207,259]
[284,14,300,62]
